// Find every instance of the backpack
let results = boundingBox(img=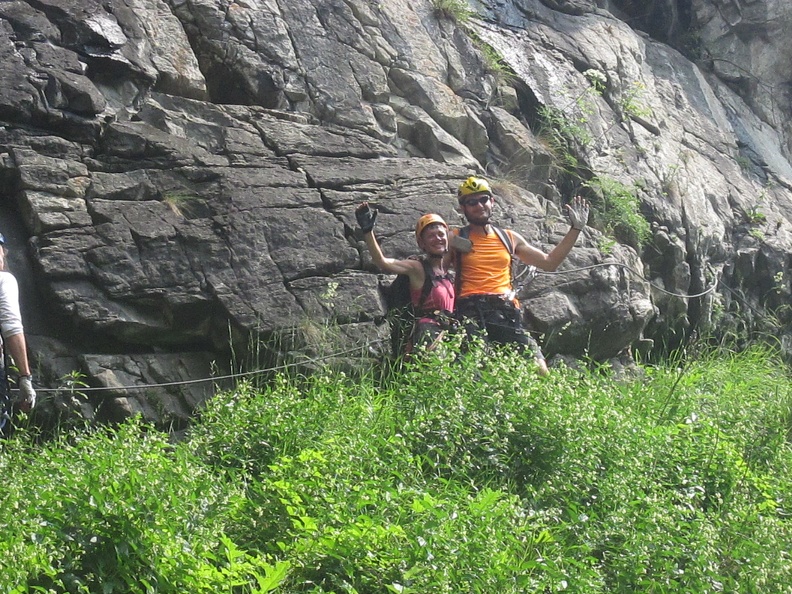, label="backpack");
[382,258,430,310]
[454,225,536,300]
[381,257,450,356]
